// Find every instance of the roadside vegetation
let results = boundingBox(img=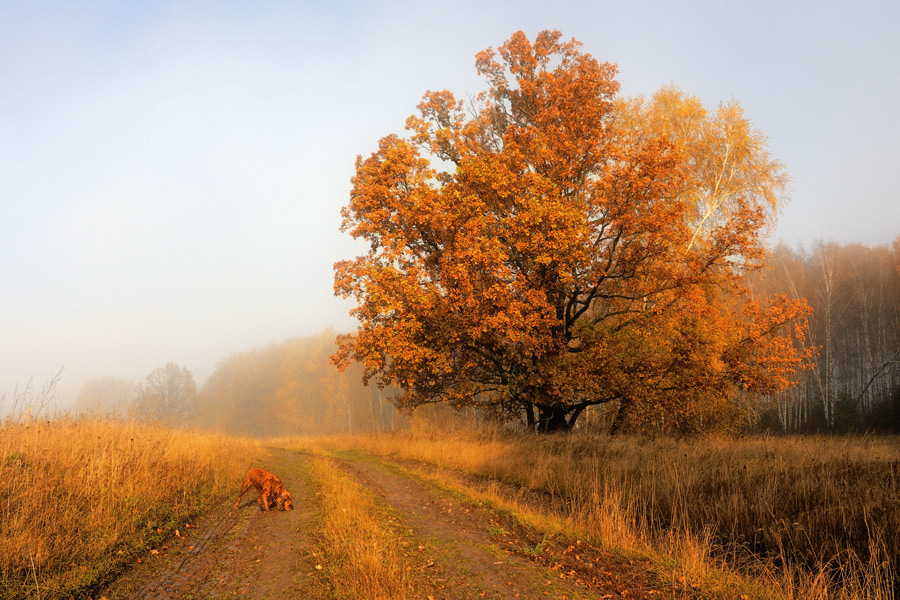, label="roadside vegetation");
[289,414,899,600]
[4,410,896,599]
[305,454,418,599]
[0,417,258,600]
